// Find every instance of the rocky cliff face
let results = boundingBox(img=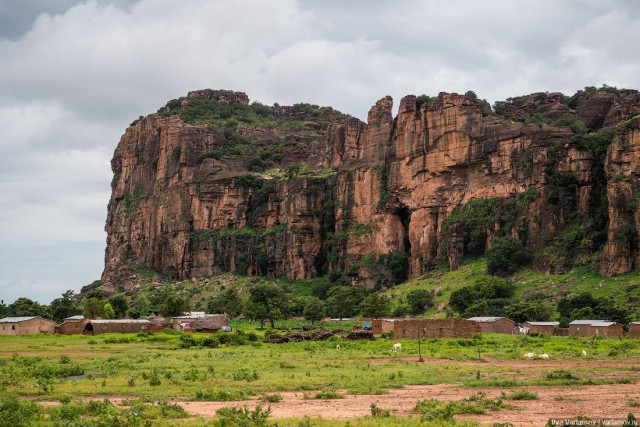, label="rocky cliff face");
[102,88,640,288]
